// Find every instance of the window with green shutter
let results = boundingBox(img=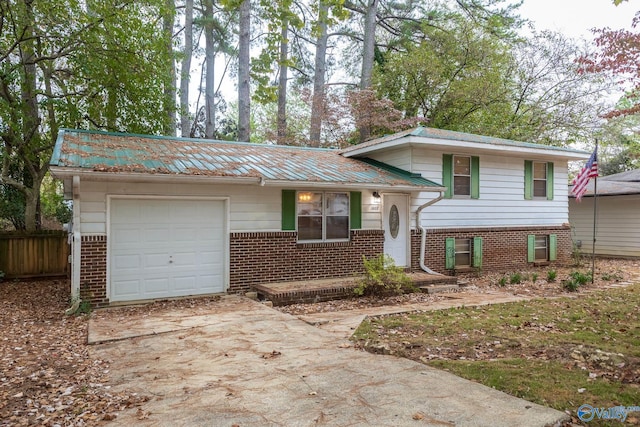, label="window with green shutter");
[445,237,483,269]
[443,154,479,199]
[282,190,361,240]
[524,161,554,200]
[527,234,555,262]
